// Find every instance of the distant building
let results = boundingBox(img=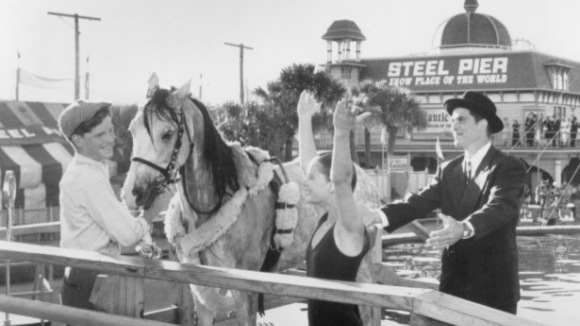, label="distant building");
[322,0,580,189]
